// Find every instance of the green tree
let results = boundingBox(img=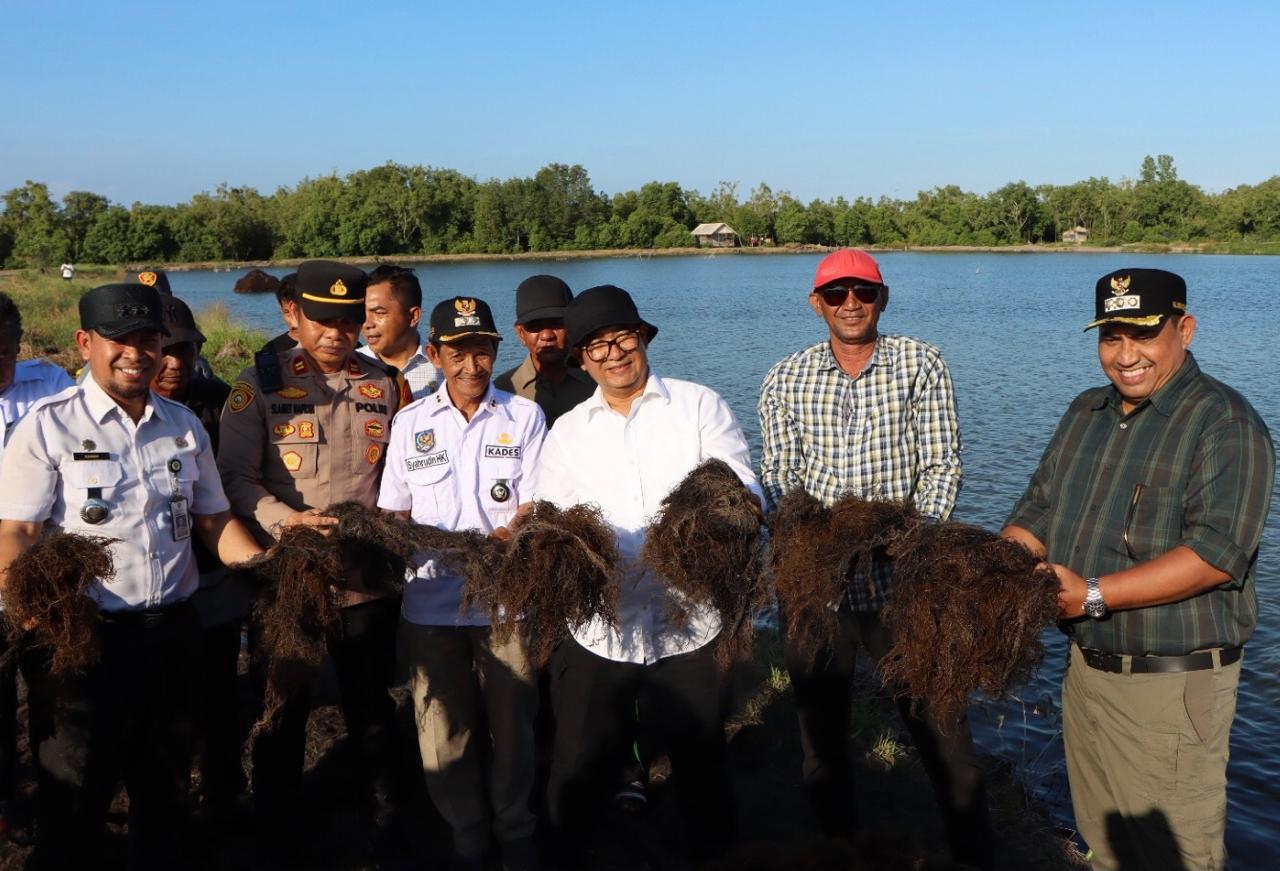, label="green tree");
[2,181,70,266]
[62,191,110,260]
